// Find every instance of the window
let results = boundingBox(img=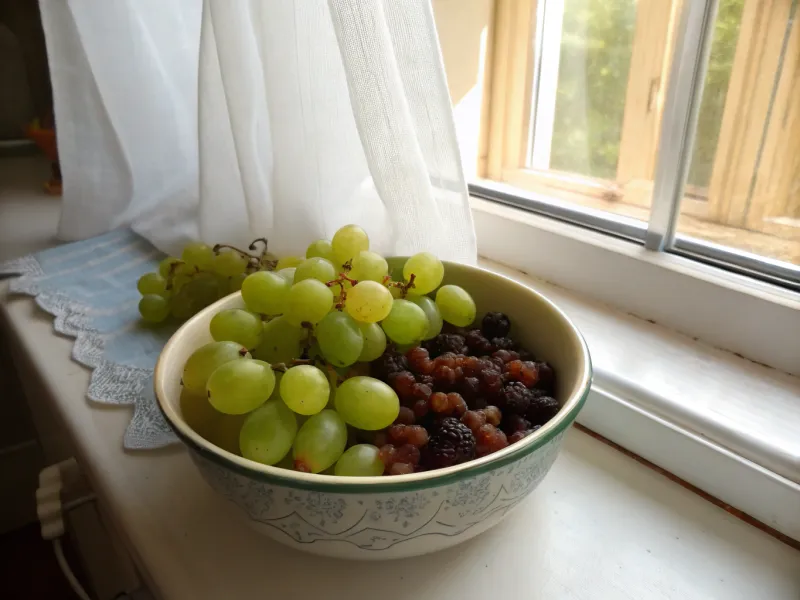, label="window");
[474,0,800,290]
